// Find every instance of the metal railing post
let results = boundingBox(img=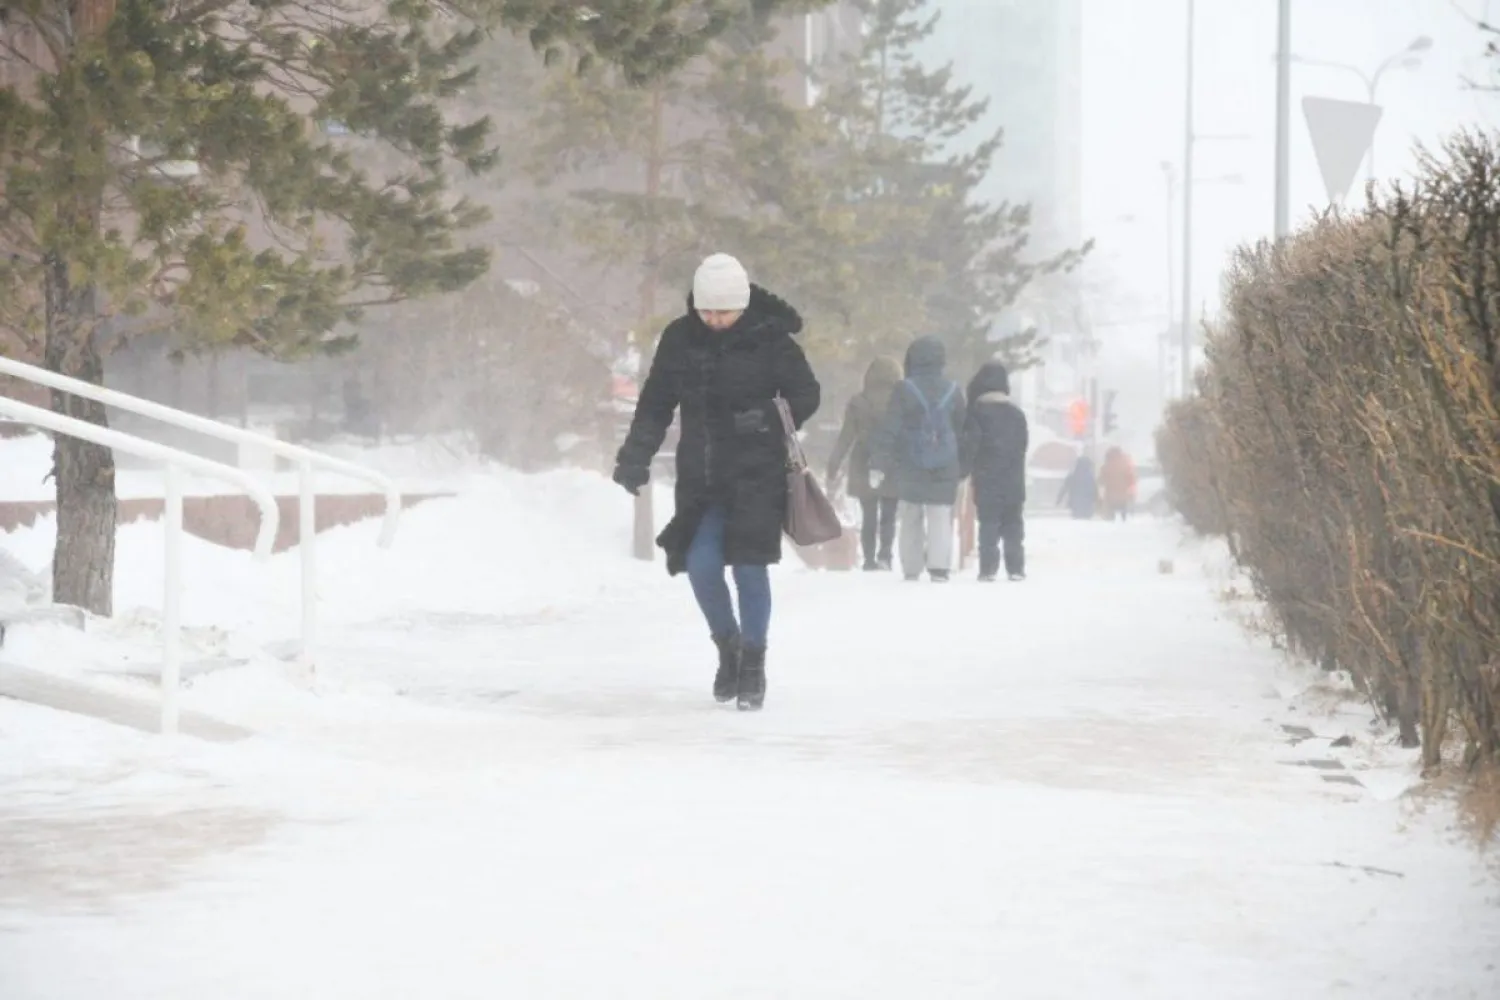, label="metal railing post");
[299,458,317,671]
[0,396,281,732]
[162,464,183,736]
